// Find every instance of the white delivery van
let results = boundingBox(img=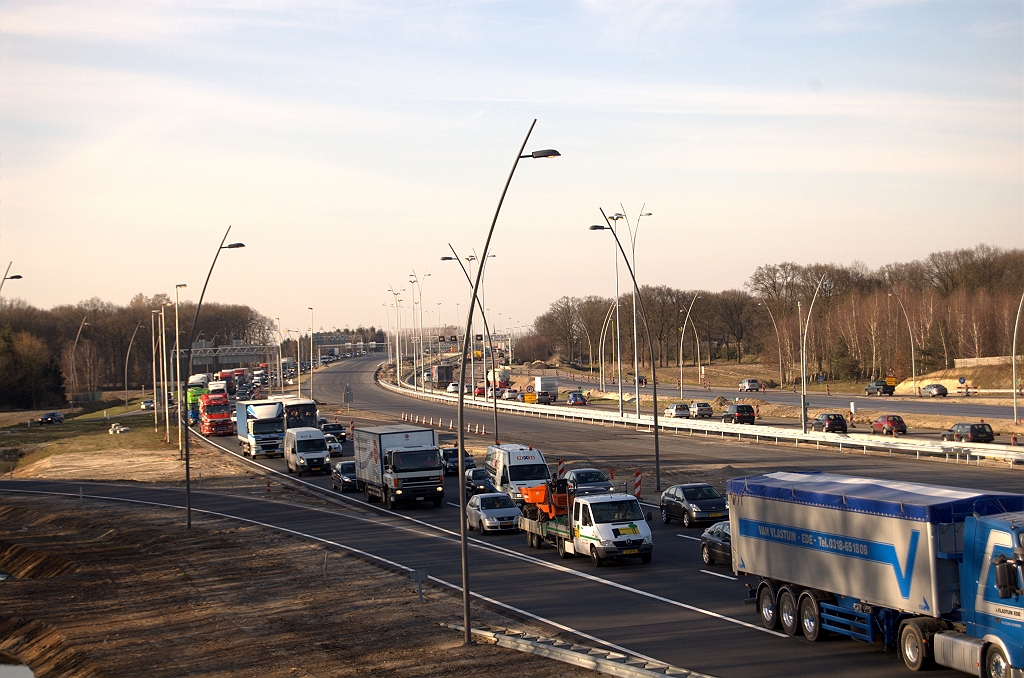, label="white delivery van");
[484,443,550,503]
[284,427,330,476]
